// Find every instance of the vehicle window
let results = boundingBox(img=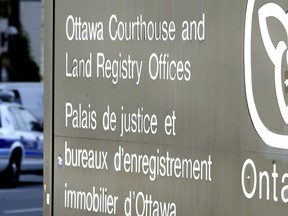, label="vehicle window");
[9,106,39,131]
